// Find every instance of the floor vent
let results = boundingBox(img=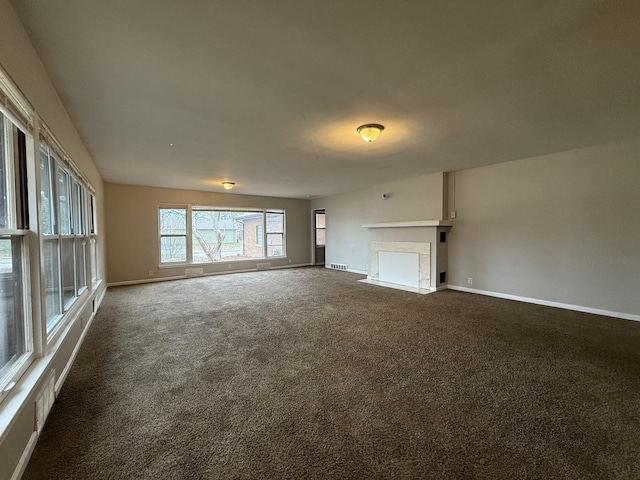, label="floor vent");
[329,263,348,271]
[257,262,271,270]
[185,267,204,277]
[35,370,56,433]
